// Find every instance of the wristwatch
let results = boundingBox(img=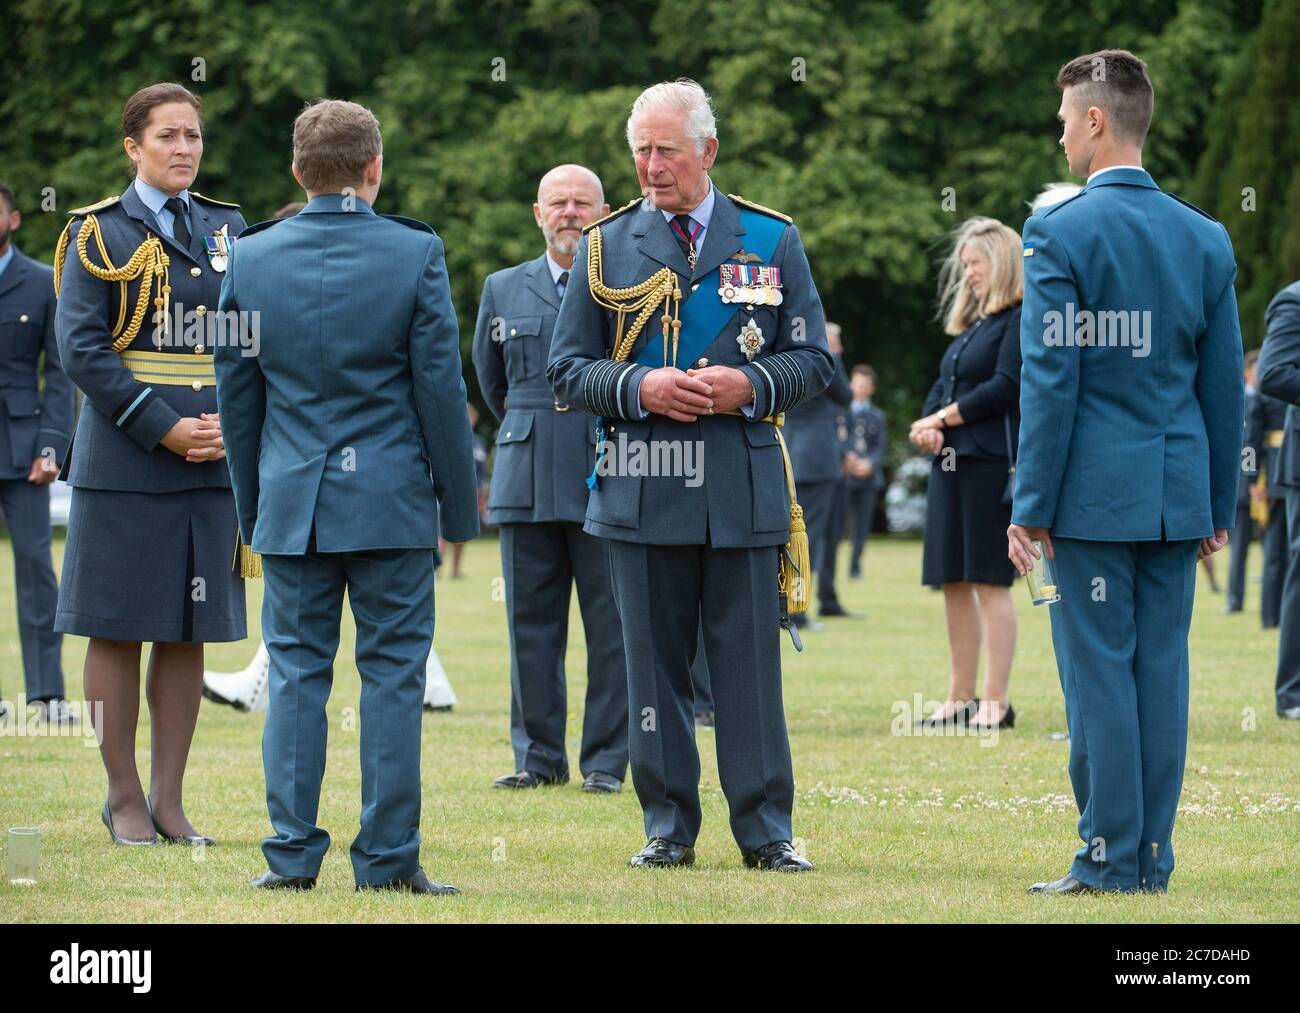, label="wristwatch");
[937,406,951,427]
